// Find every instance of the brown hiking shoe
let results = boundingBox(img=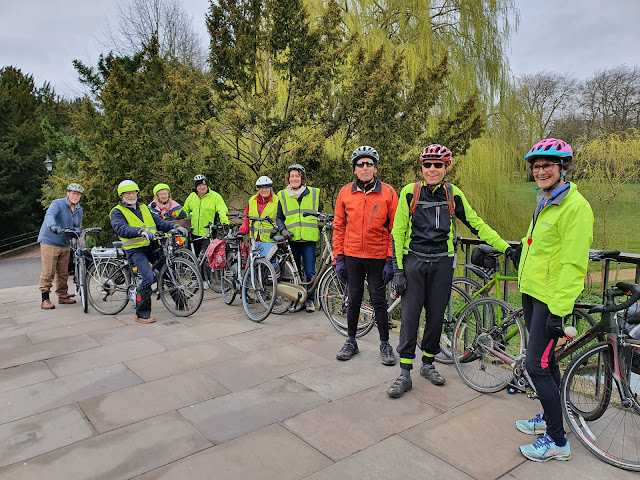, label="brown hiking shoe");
[41,299,55,309]
[135,315,156,324]
[58,296,76,305]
